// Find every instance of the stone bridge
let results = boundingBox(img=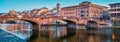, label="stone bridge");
[0,16,106,30]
